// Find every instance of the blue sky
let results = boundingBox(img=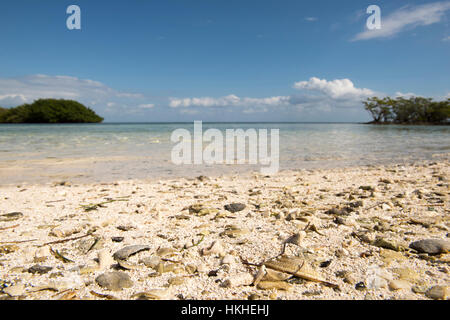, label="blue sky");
[0,0,449,122]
